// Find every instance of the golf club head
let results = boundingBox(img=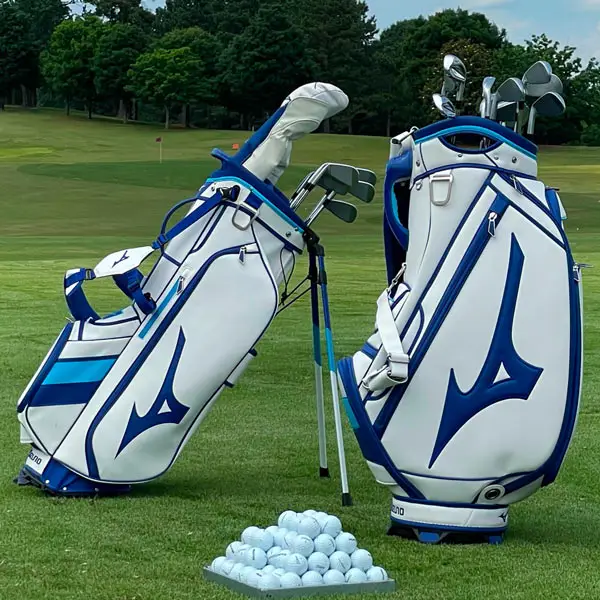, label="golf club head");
[350,180,375,204]
[443,54,467,102]
[432,93,456,118]
[317,164,360,196]
[523,61,552,85]
[525,74,564,99]
[497,77,526,103]
[496,100,518,124]
[526,92,566,135]
[482,77,496,118]
[356,168,377,186]
[325,199,358,223]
